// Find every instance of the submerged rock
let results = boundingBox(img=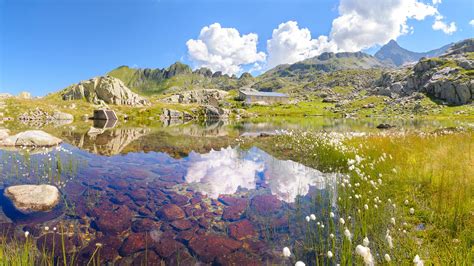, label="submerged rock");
[4,185,60,213]
[0,130,62,147]
[188,234,242,263]
[156,204,185,221]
